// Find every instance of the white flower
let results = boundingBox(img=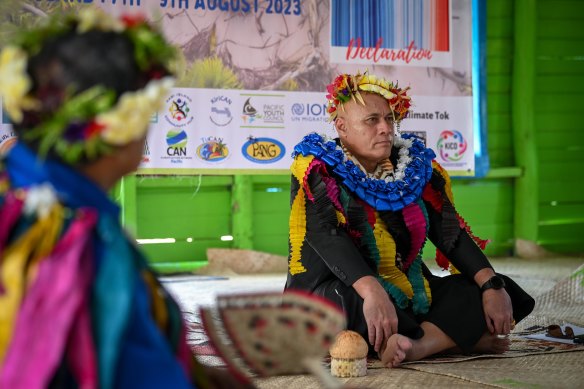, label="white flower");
[77,8,124,33]
[0,46,38,123]
[23,184,58,218]
[99,77,174,145]
[385,137,413,182]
